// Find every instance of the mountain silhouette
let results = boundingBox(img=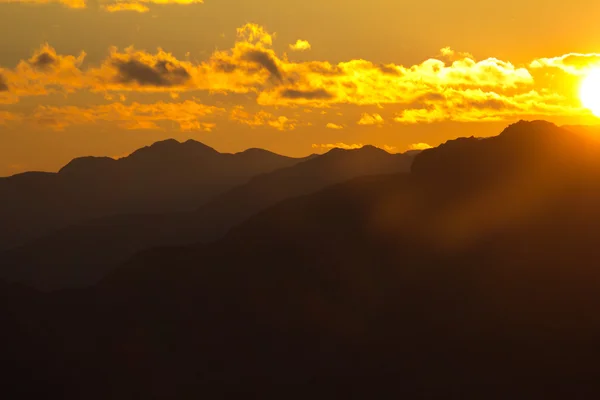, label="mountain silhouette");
[0,139,309,251]
[0,145,416,289]
[5,120,600,397]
